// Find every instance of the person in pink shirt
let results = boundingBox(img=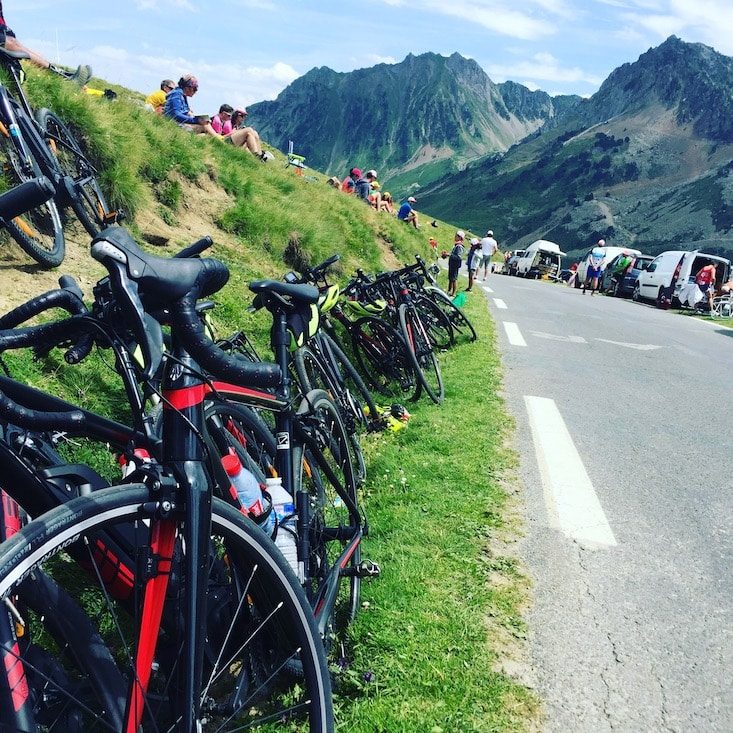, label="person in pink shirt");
[211,104,234,135]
